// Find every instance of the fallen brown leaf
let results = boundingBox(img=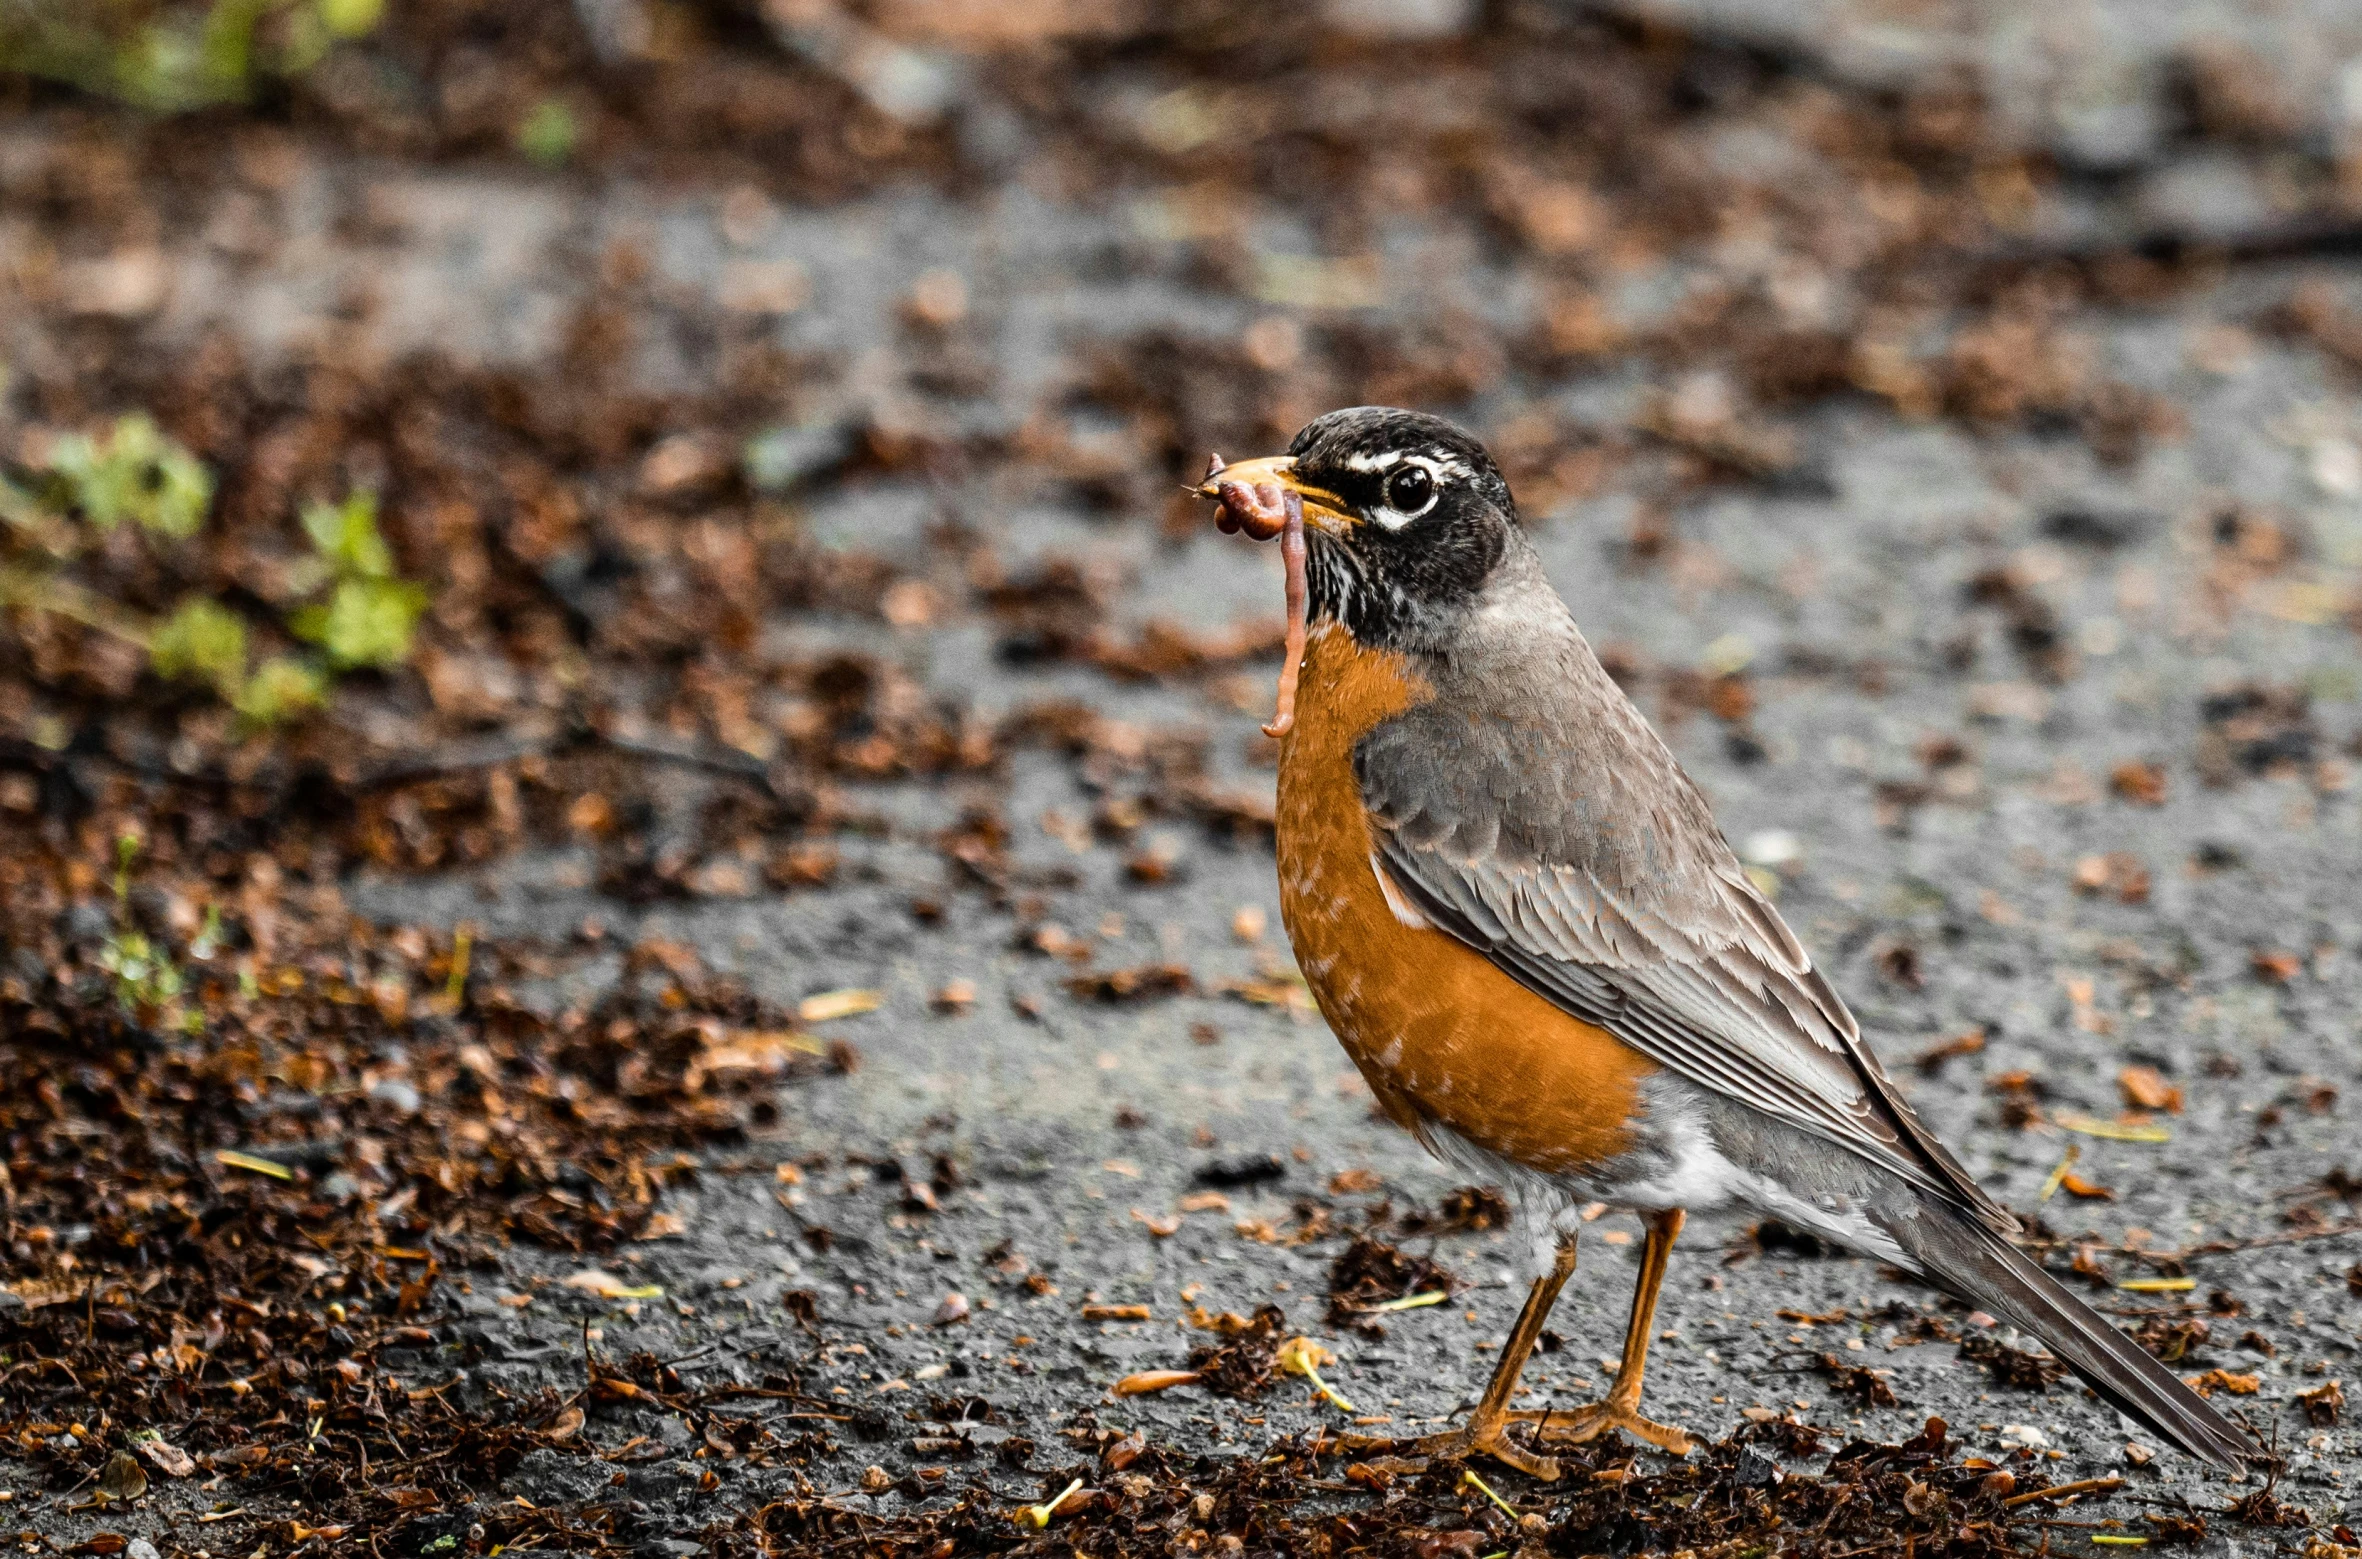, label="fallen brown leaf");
[1915,1029,1986,1073]
[561,1269,663,1300]
[2110,761,2167,805]
[135,1439,195,1478]
[2251,950,2301,983]
[1068,964,1195,1003]
[2183,1368,2260,1396]
[94,1451,147,1502]
[798,987,883,1022]
[2118,1065,2184,1114]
